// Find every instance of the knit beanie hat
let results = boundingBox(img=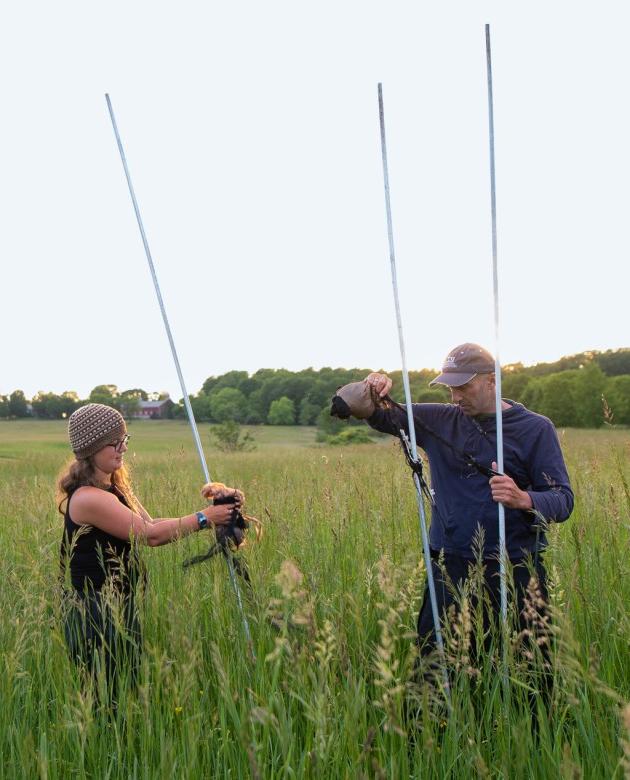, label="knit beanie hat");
[68,403,127,459]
